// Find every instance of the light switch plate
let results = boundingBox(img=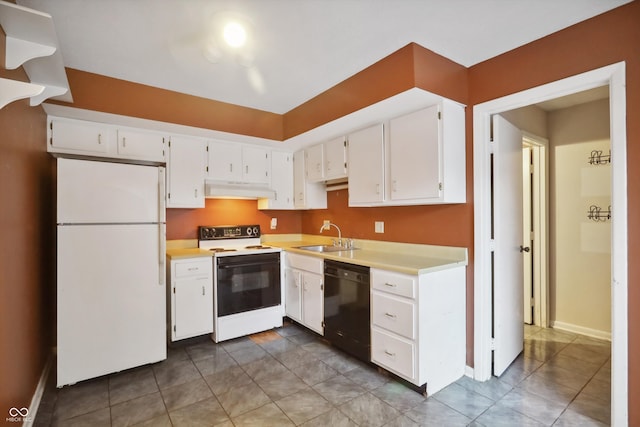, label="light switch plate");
[375,221,384,233]
[270,217,277,230]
